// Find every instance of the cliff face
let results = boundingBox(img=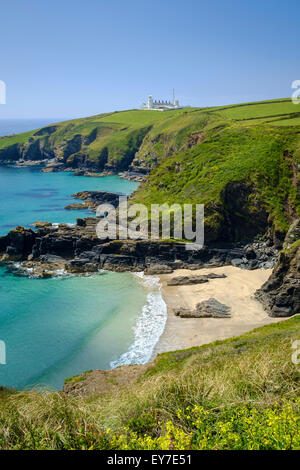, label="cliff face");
[255,220,300,316]
[0,122,151,172]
